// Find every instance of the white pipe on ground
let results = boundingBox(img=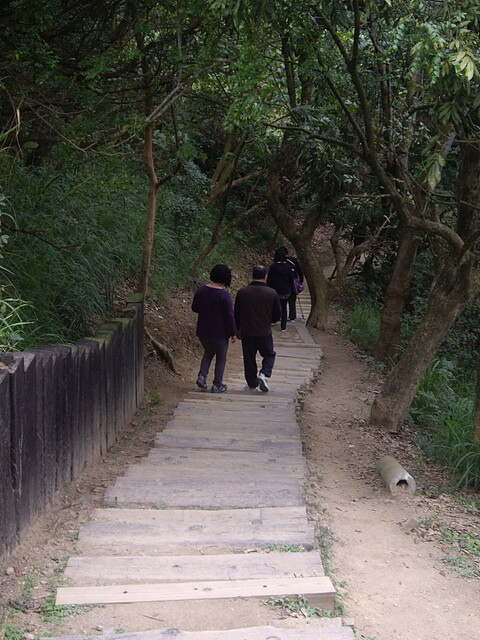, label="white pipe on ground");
[376,455,416,495]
